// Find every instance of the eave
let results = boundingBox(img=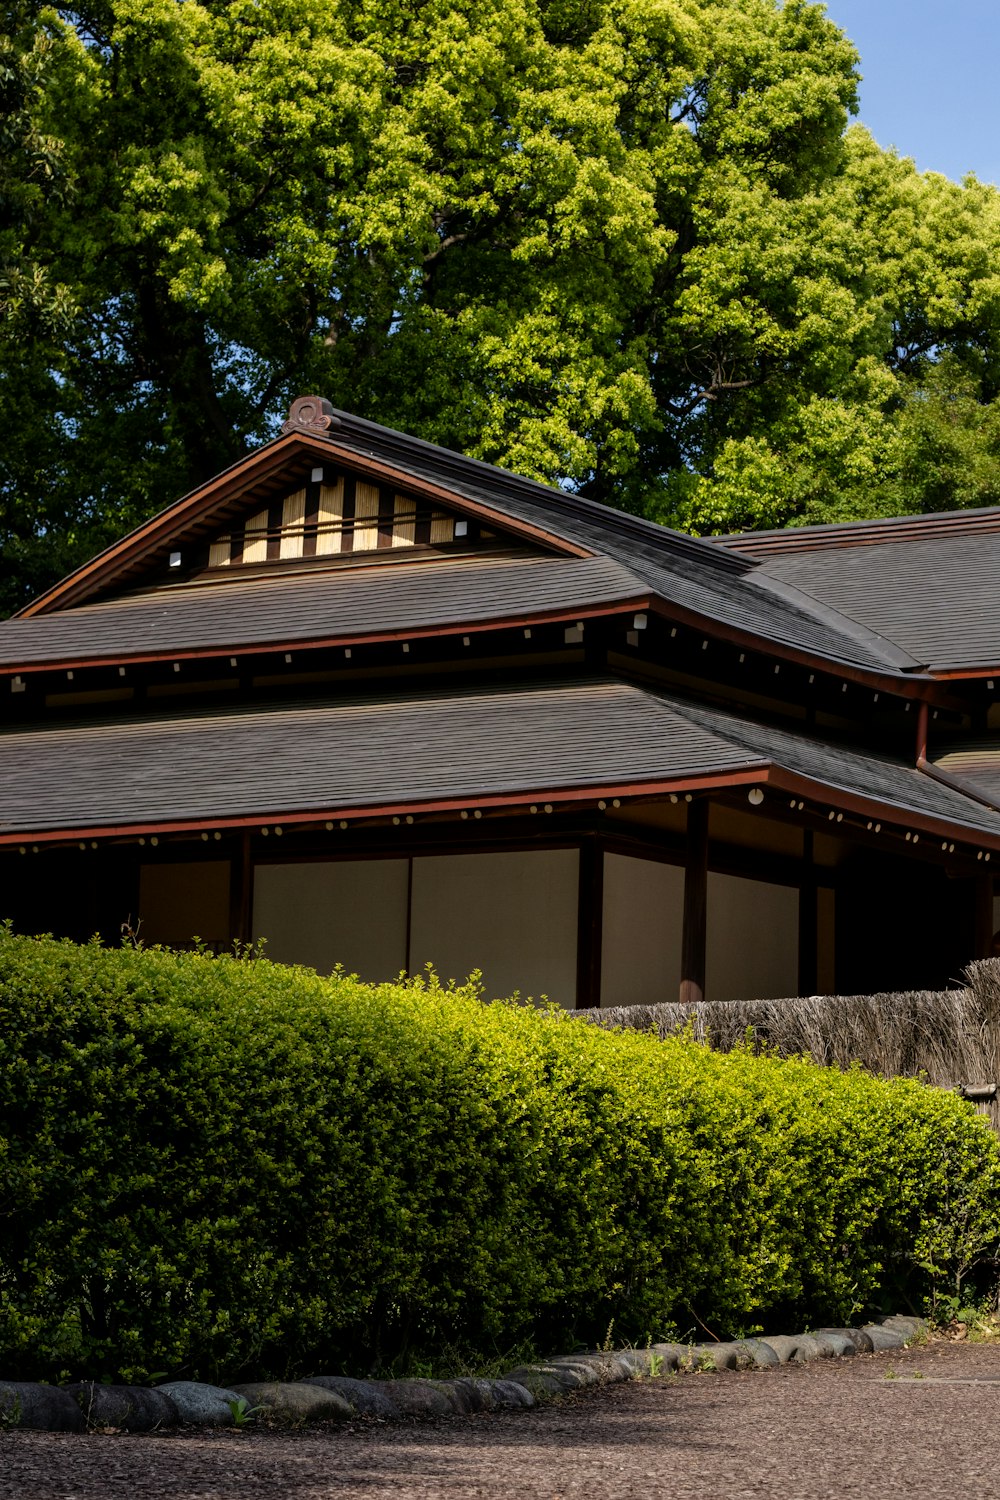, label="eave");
[3,762,999,866]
